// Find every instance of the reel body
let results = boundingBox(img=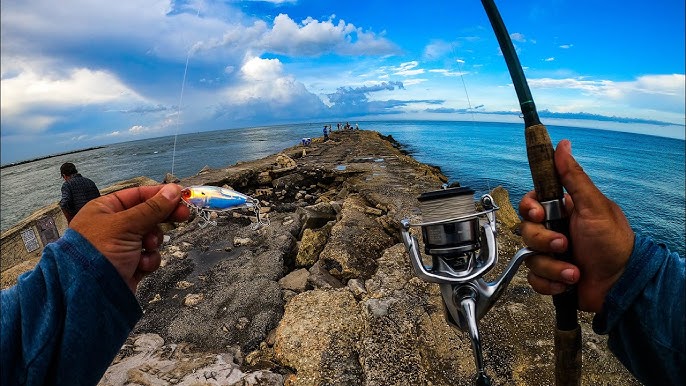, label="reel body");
[401,186,535,385]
